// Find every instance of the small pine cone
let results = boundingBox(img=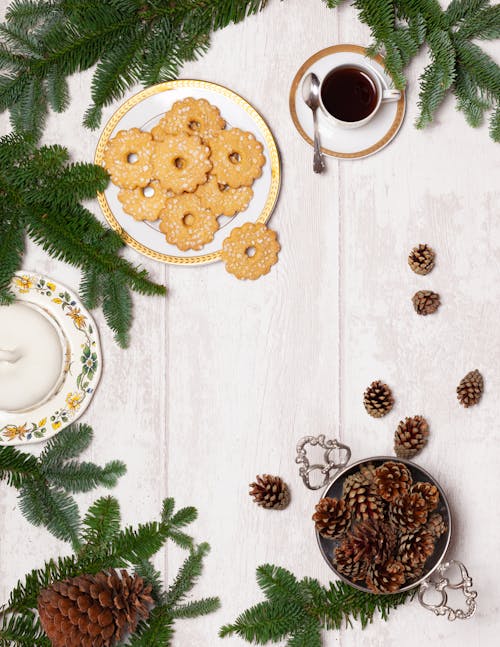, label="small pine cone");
[374,461,412,502]
[347,520,397,566]
[398,527,436,575]
[390,492,428,531]
[363,380,394,418]
[412,290,440,315]
[37,569,153,647]
[358,462,376,483]
[457,369,483,408]
[334,539,369,582]
[313,498,351,540]
[408,244,435,276]
[342,473,385,523]
[411,481,439,511]
[249,474,290,510]
[394,416,429,459]
[366,559,406,593]
[426,513,448,539]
